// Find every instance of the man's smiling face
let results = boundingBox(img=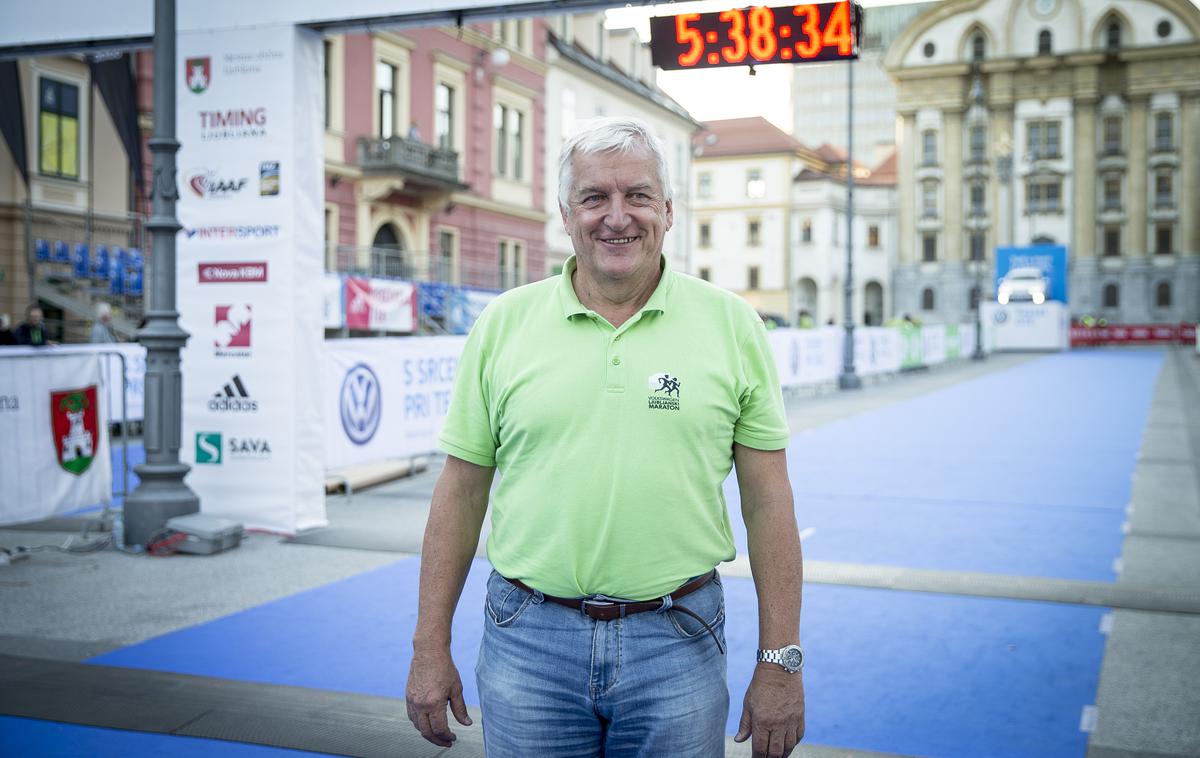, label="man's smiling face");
[561,147,673,286]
